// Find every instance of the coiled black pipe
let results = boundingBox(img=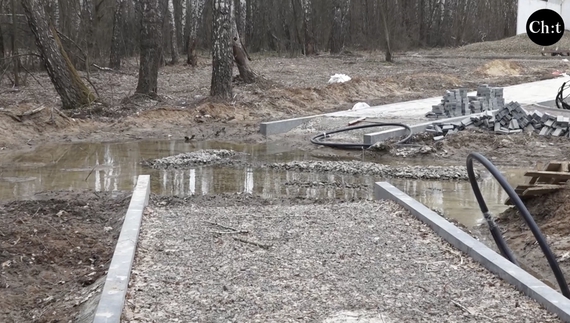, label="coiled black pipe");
[466,152,570,298]
[310,122,413,149]
[556,81,570,110]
